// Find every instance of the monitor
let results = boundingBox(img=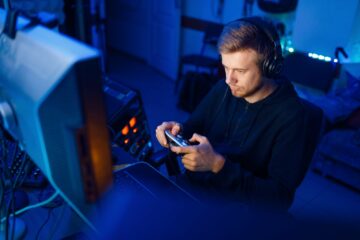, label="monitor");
[0,8,113,229]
